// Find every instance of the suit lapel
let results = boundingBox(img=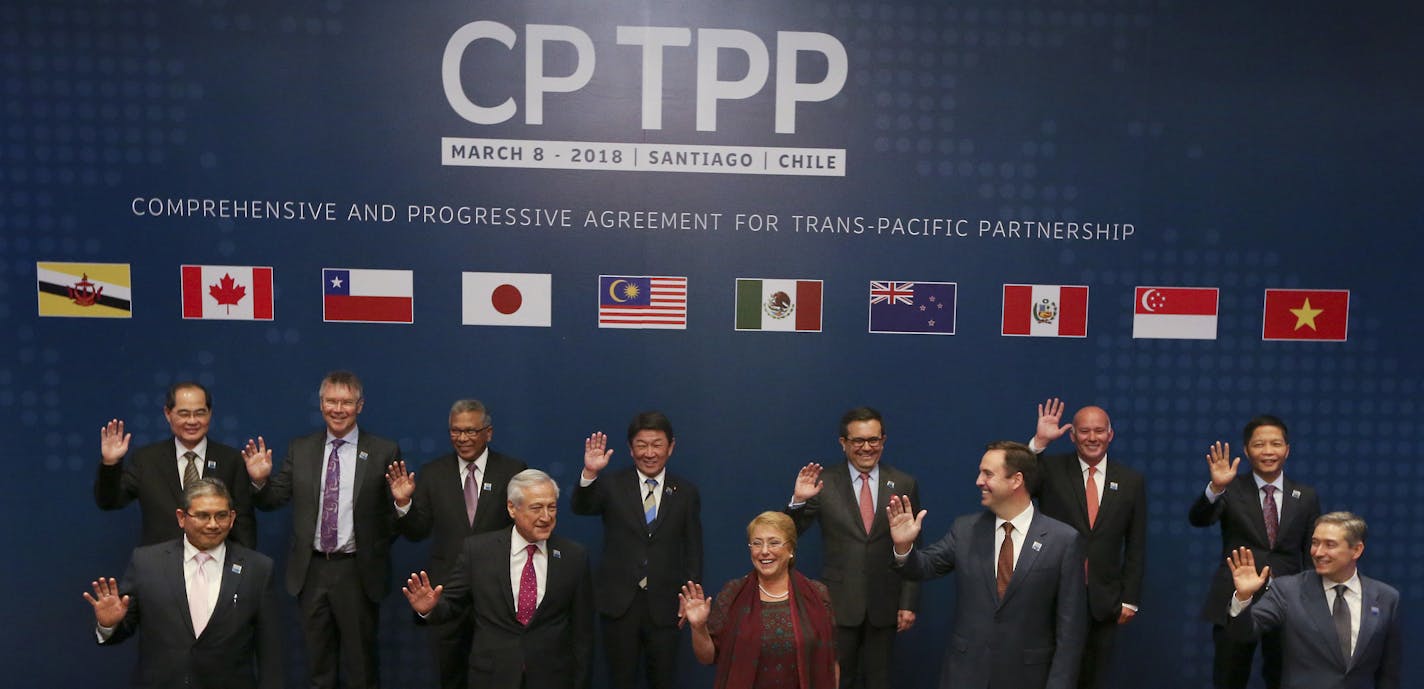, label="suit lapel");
[204,547,244,637]
[1001,513,1048,607]
[1353,576,1382,670]
[166,541,197,639]
[1234,480,1270,545]
[871,467,898,538]
[495,530,518,621]
[351,436,372,504]
[1297,572,1347,669]
[1061,457,1091,531]
[975,513,998,604]
[1096,462,1127,529]
[532,538,566,625]
[306,435,327,506]
[648,476,678,535]
[830,468,865,538]
[164,438,186,505]
[447,456,475,532]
